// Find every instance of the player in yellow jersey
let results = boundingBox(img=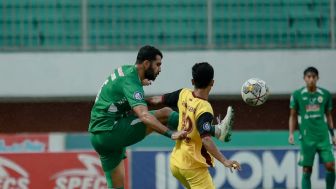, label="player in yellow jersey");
[147,62,241,189]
